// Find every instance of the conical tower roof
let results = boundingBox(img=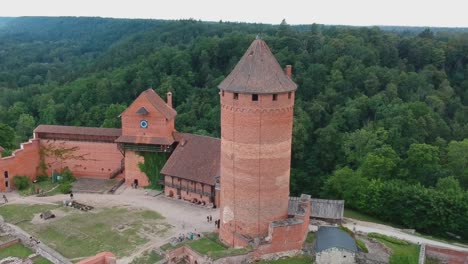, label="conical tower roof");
[218,39,297,94]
